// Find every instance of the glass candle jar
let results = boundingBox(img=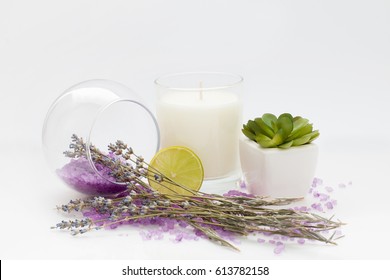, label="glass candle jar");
[155,72,243,186]
[42,79,160,196]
